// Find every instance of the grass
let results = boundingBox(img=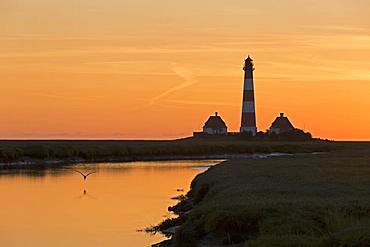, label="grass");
[0,139,344,164]
[167,142,370,246]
